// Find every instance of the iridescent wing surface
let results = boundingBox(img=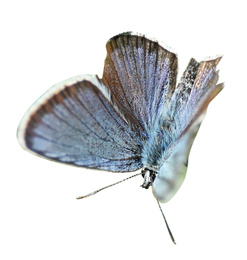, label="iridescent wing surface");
[18,32,223,176]
[17,75,142,172]
[102,33,178,133]
[103,33,222,171]
[142,53,223,177]
[149,57,223,202]
[18,33,179,172]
